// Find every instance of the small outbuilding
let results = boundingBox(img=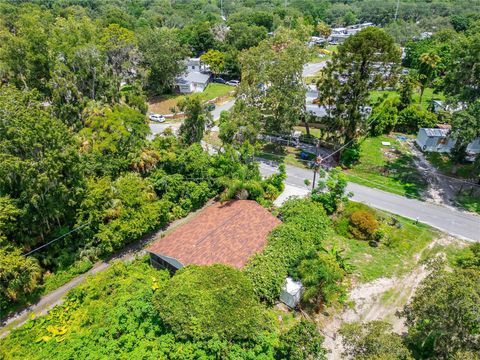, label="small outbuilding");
[416,128,455,153]
[279,277,303,308]
[147,200,281,272]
